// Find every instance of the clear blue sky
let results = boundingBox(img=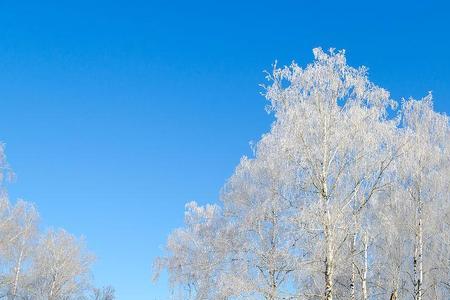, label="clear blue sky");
[0,1,449,299]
